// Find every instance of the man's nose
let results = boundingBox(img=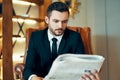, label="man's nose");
[58,22,62,28]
